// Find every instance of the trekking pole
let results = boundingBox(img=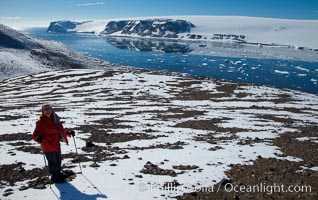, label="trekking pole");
[72,137,104,194]
[72,136,83,174]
